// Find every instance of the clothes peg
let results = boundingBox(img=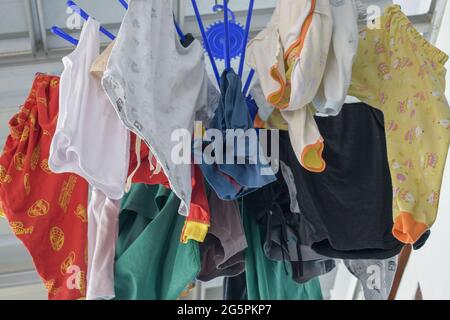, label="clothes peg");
[66,0,116,40]
[51,26,79,46]
[191,0,221,86]
[223,0,231,71]
[238,0,254,79]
